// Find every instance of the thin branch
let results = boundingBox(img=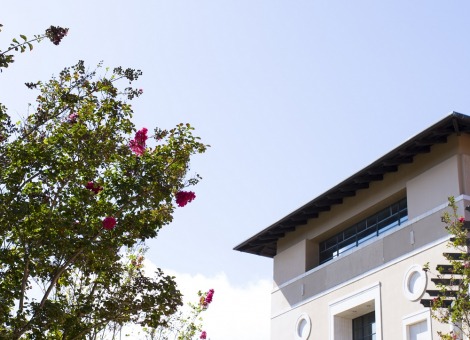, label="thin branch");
[0,35,45,56]
[18,252,30,314]
[13,231,102,339]
[39,232,101,309]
